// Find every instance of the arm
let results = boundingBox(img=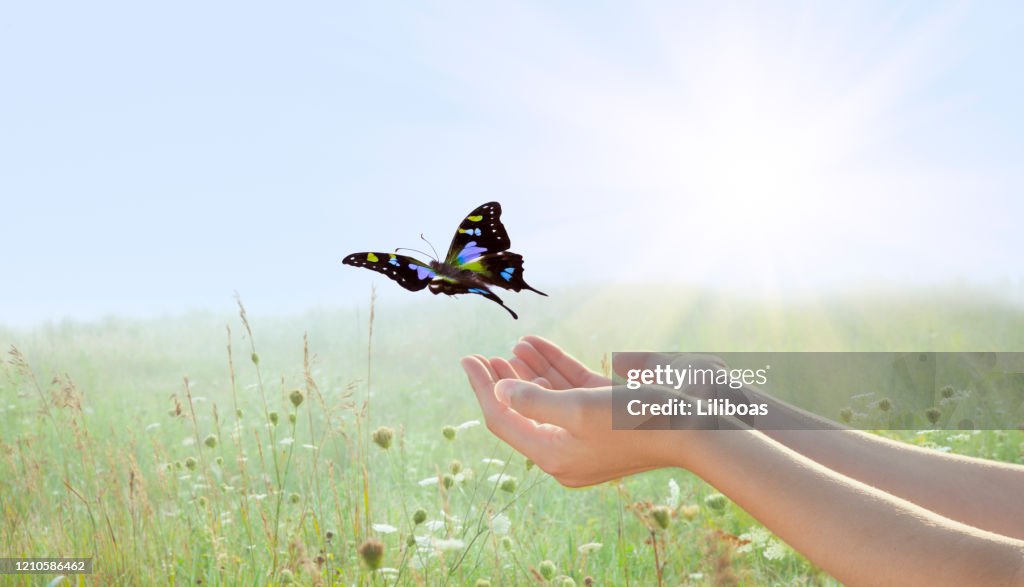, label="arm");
[757,406,1024,541]
[509,336,1024,540]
